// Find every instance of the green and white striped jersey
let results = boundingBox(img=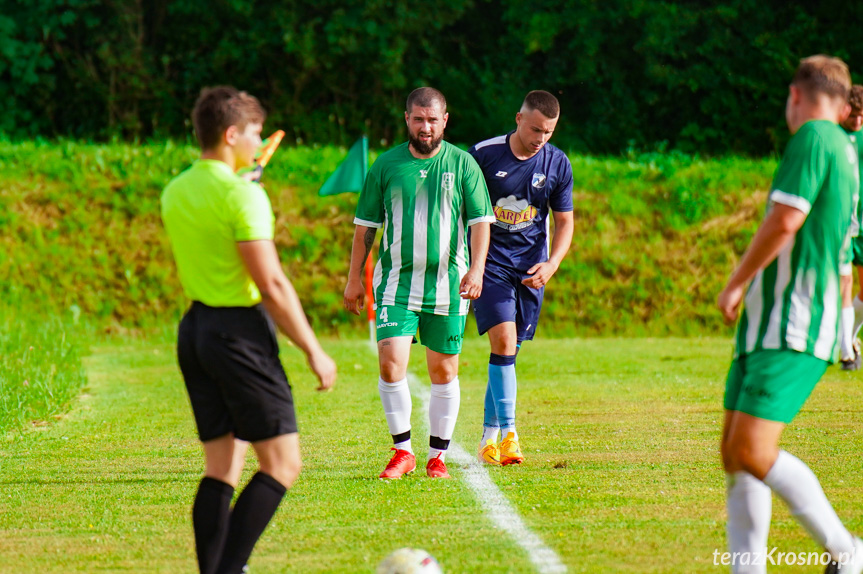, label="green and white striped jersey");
[735,120,858,362]
[844,130,862,238]
[355,141,495,316]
